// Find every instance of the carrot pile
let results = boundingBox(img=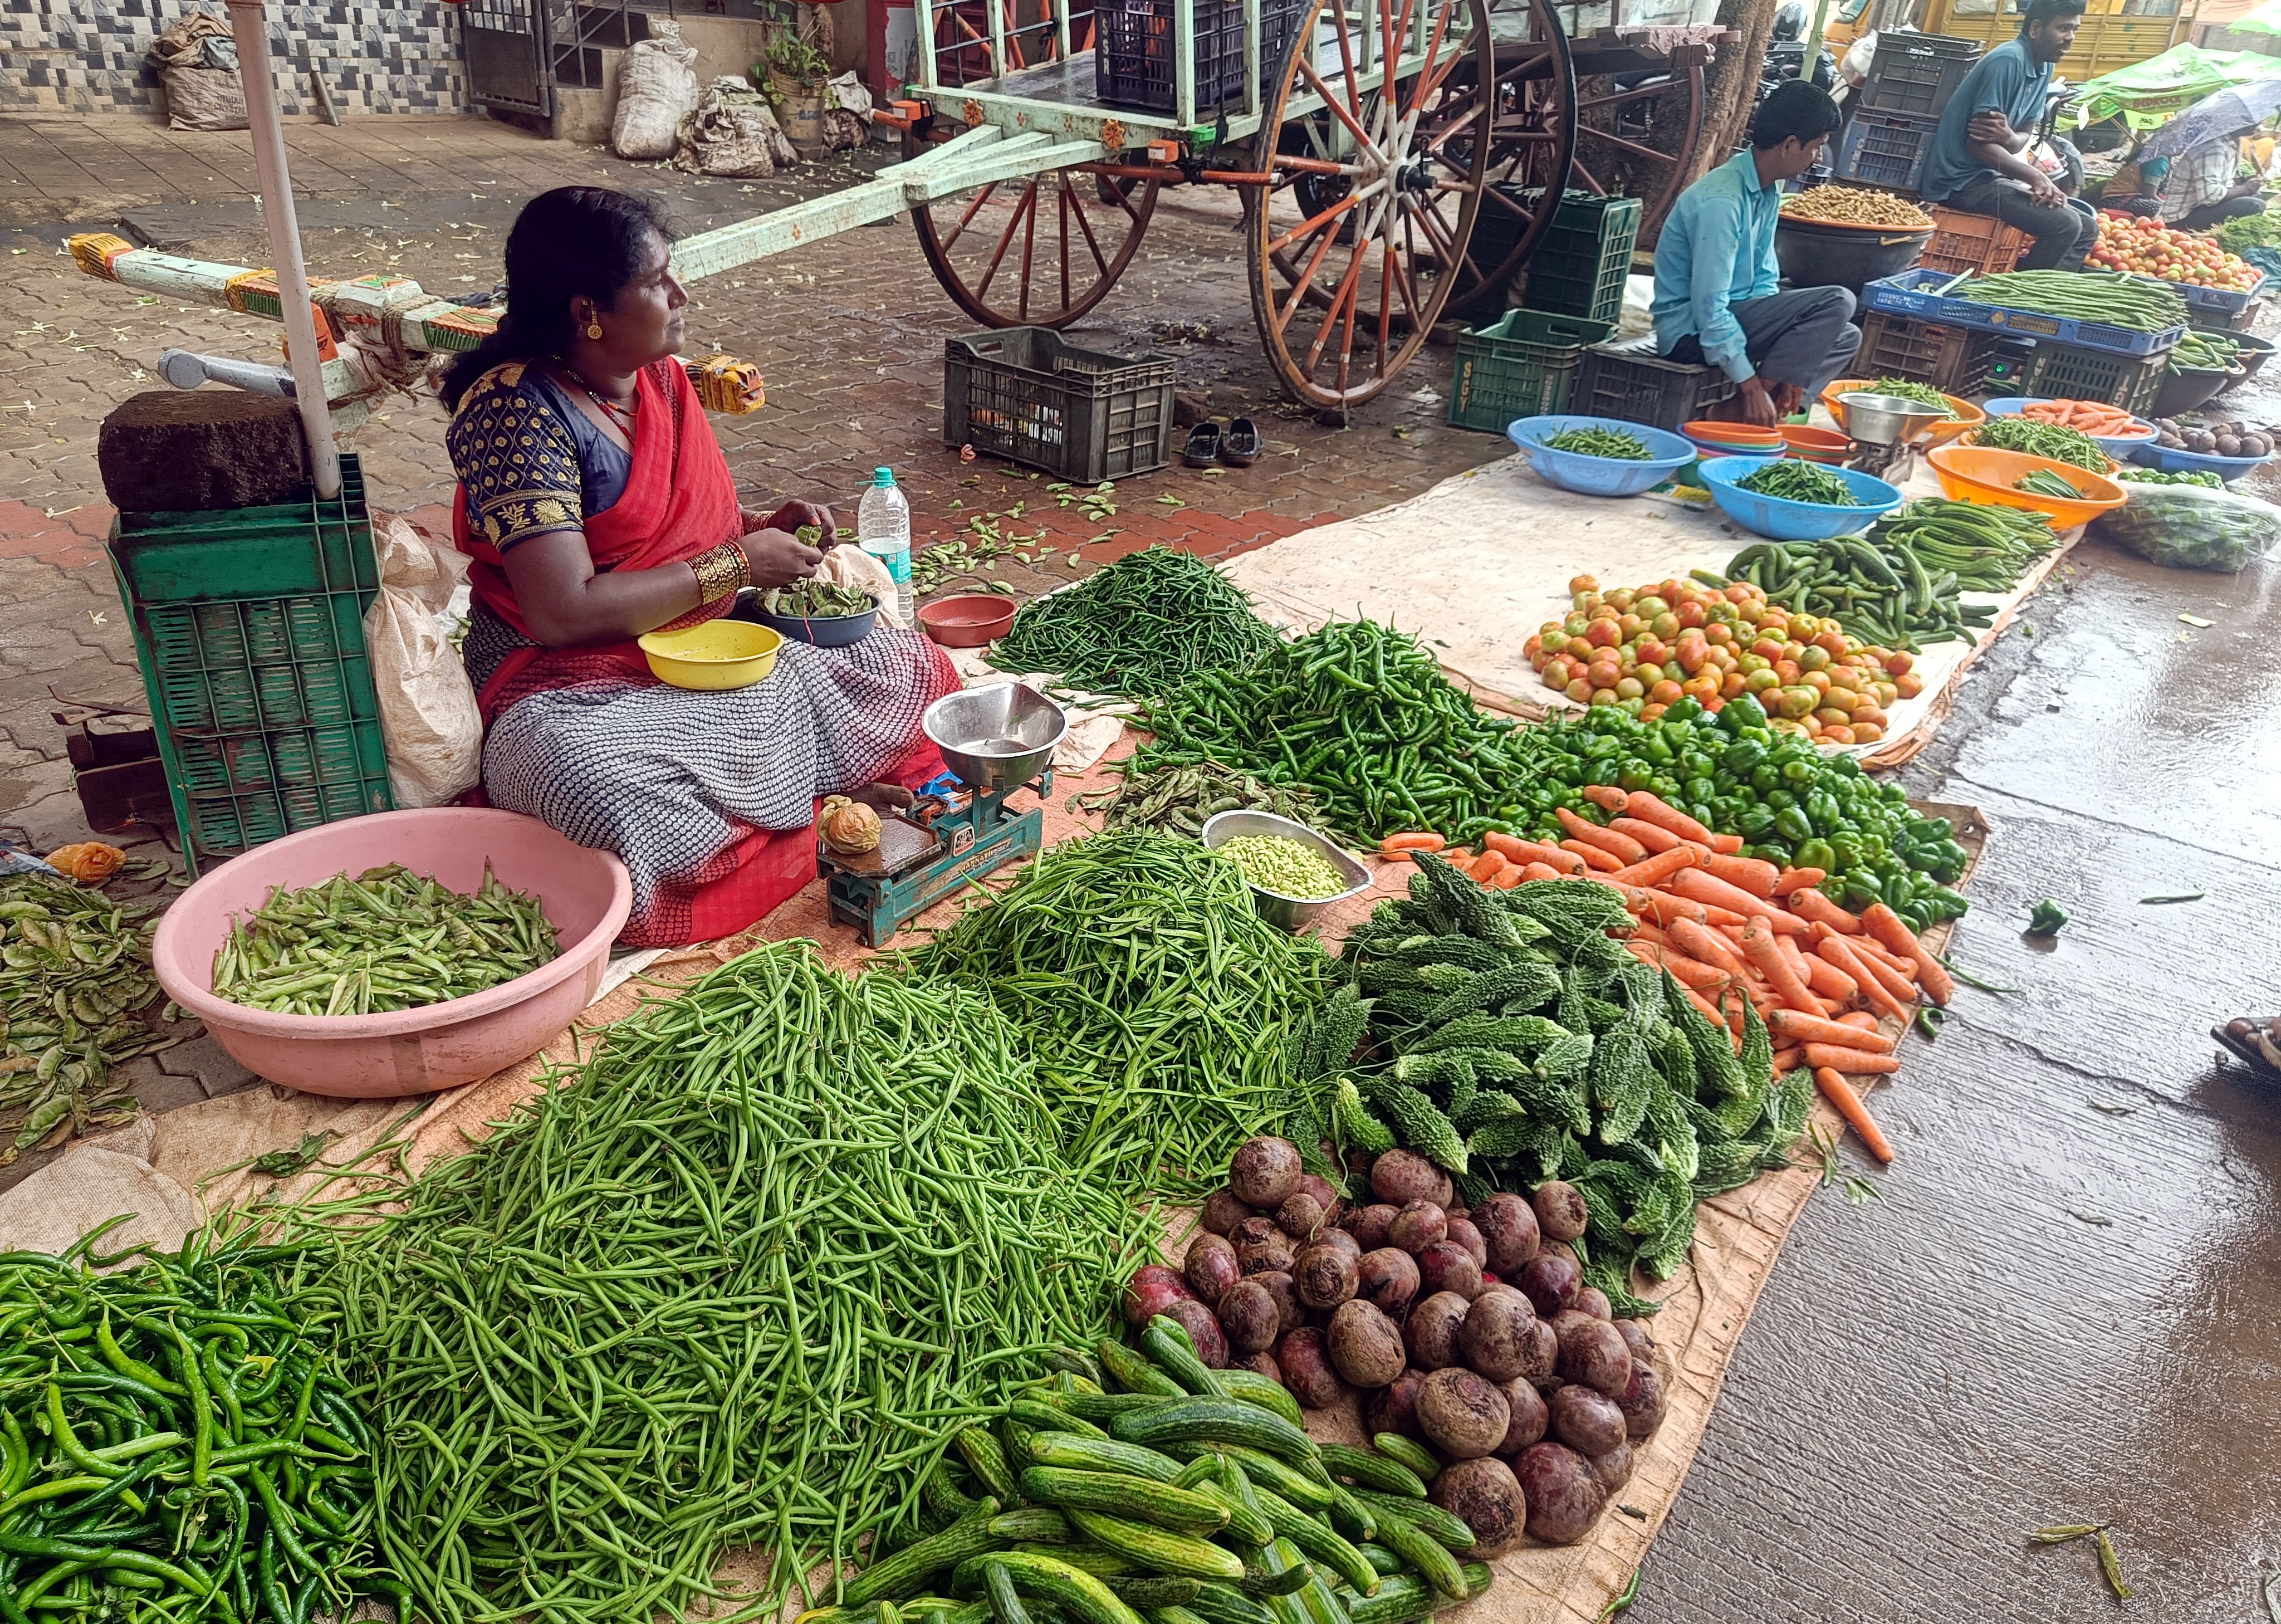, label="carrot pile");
[1378,787,1957,1162]
[2016,399,2145,436]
